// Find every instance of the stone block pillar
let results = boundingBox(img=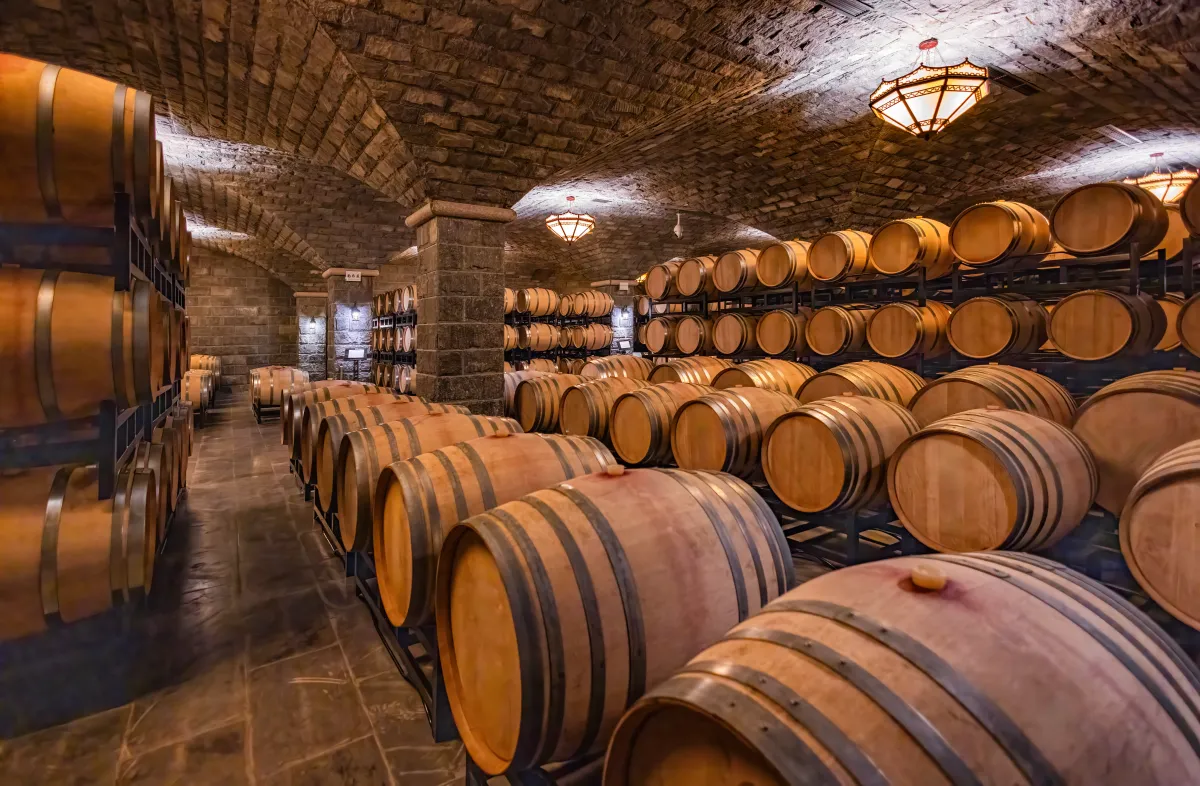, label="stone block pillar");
[405,200,515,415]
[295,292,328,380]
[323,269,378,383]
